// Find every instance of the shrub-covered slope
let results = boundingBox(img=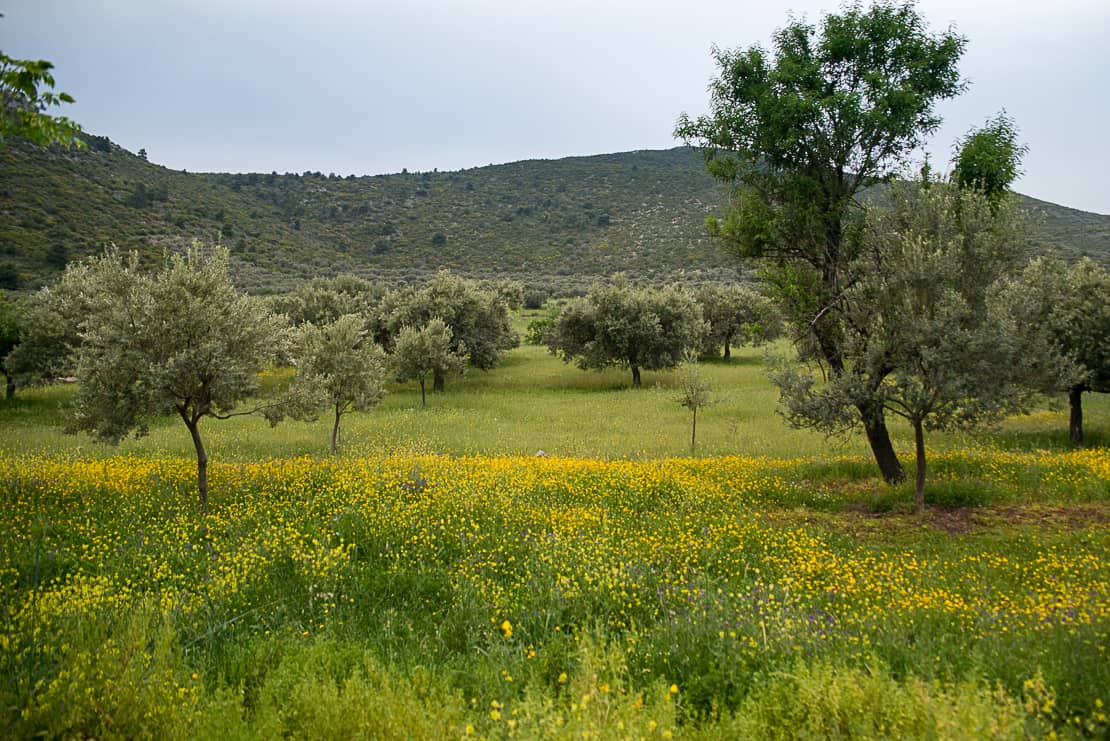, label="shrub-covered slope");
[2,134,1106,294]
